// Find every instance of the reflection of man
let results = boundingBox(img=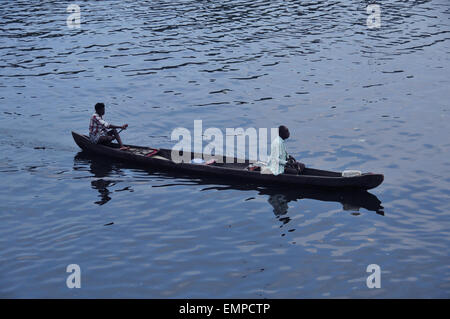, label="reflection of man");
[91,179,113,205]
[268,194,289,217]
